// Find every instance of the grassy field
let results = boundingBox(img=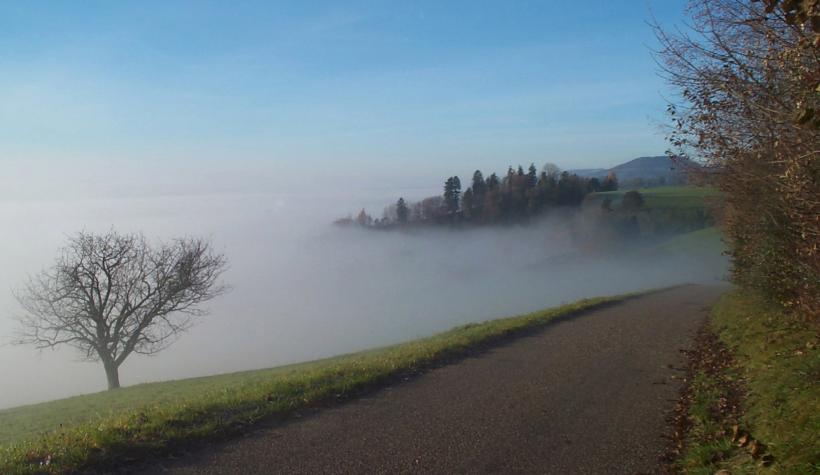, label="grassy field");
[0,358,337,447]
[0,292,638,474]
[677,290,820,474]
[590,185,722,209]
[585,185,723,237]
[656,226,726,255]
